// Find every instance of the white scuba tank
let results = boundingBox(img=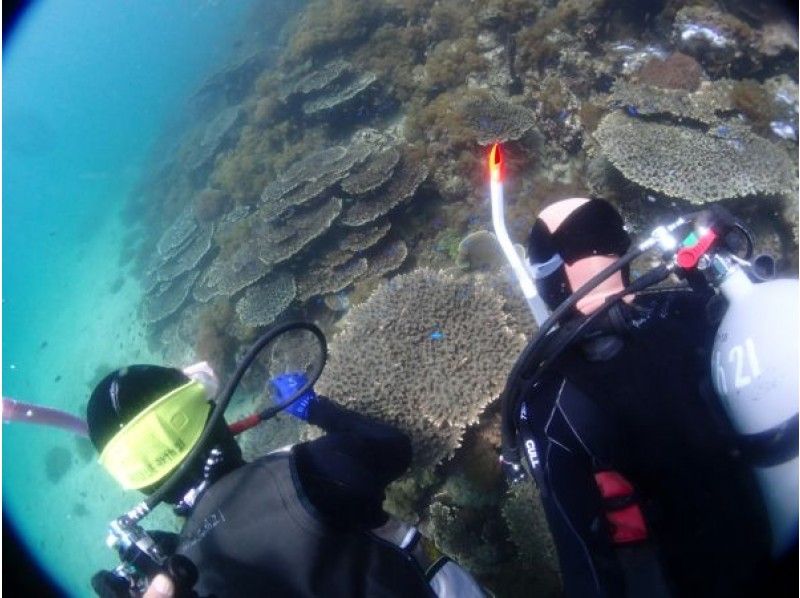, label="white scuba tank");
[711,265,799,556]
